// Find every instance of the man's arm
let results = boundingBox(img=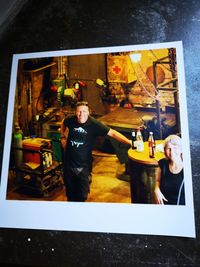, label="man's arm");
[60,119,69,150]
[107,128,132,147]
[60,119,67,137]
